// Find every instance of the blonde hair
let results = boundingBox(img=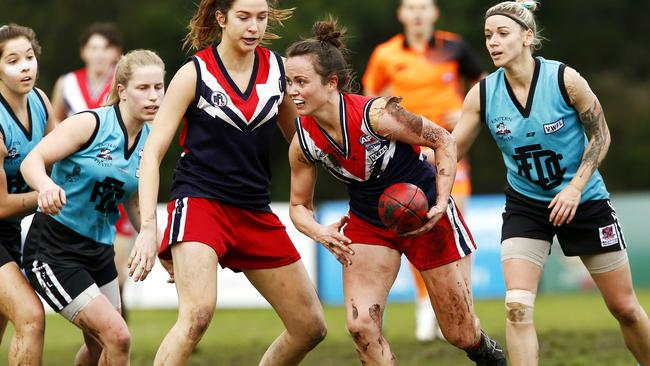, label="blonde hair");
[183,0,294,51]
[485,0,544,50]
[105,49,165,106]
